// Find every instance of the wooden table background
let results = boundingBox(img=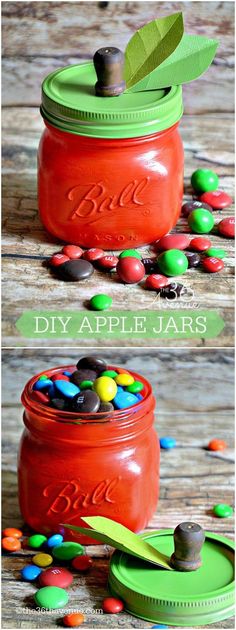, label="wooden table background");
[2,1,235,348]
[2,348,235,629]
